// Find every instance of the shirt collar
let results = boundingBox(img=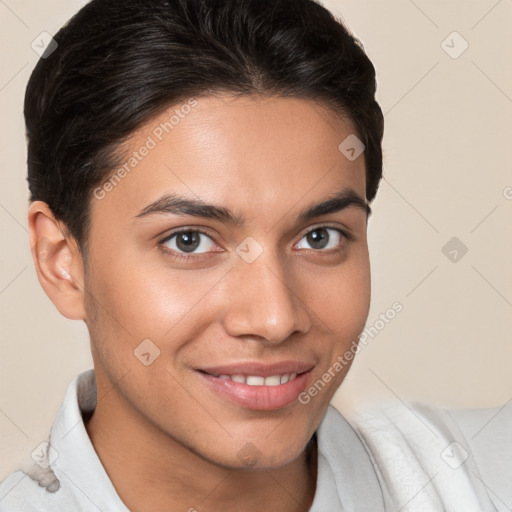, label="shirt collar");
[310,405,386,511]
[48,368,130,511]
[39,369,384,511]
